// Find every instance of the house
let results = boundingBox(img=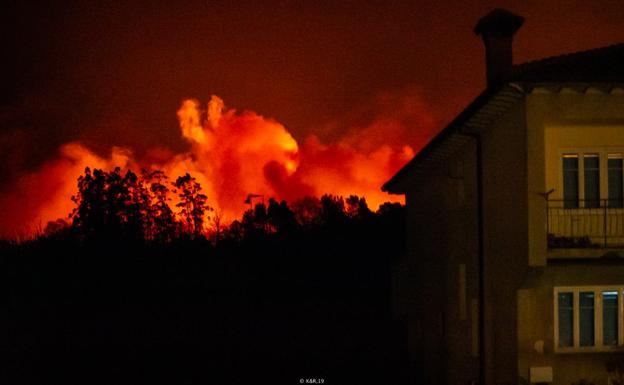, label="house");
[382,9,624,385]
